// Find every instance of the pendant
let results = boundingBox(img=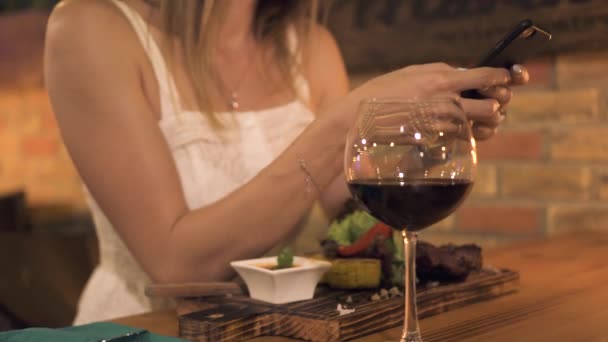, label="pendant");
[230,92,239,110]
